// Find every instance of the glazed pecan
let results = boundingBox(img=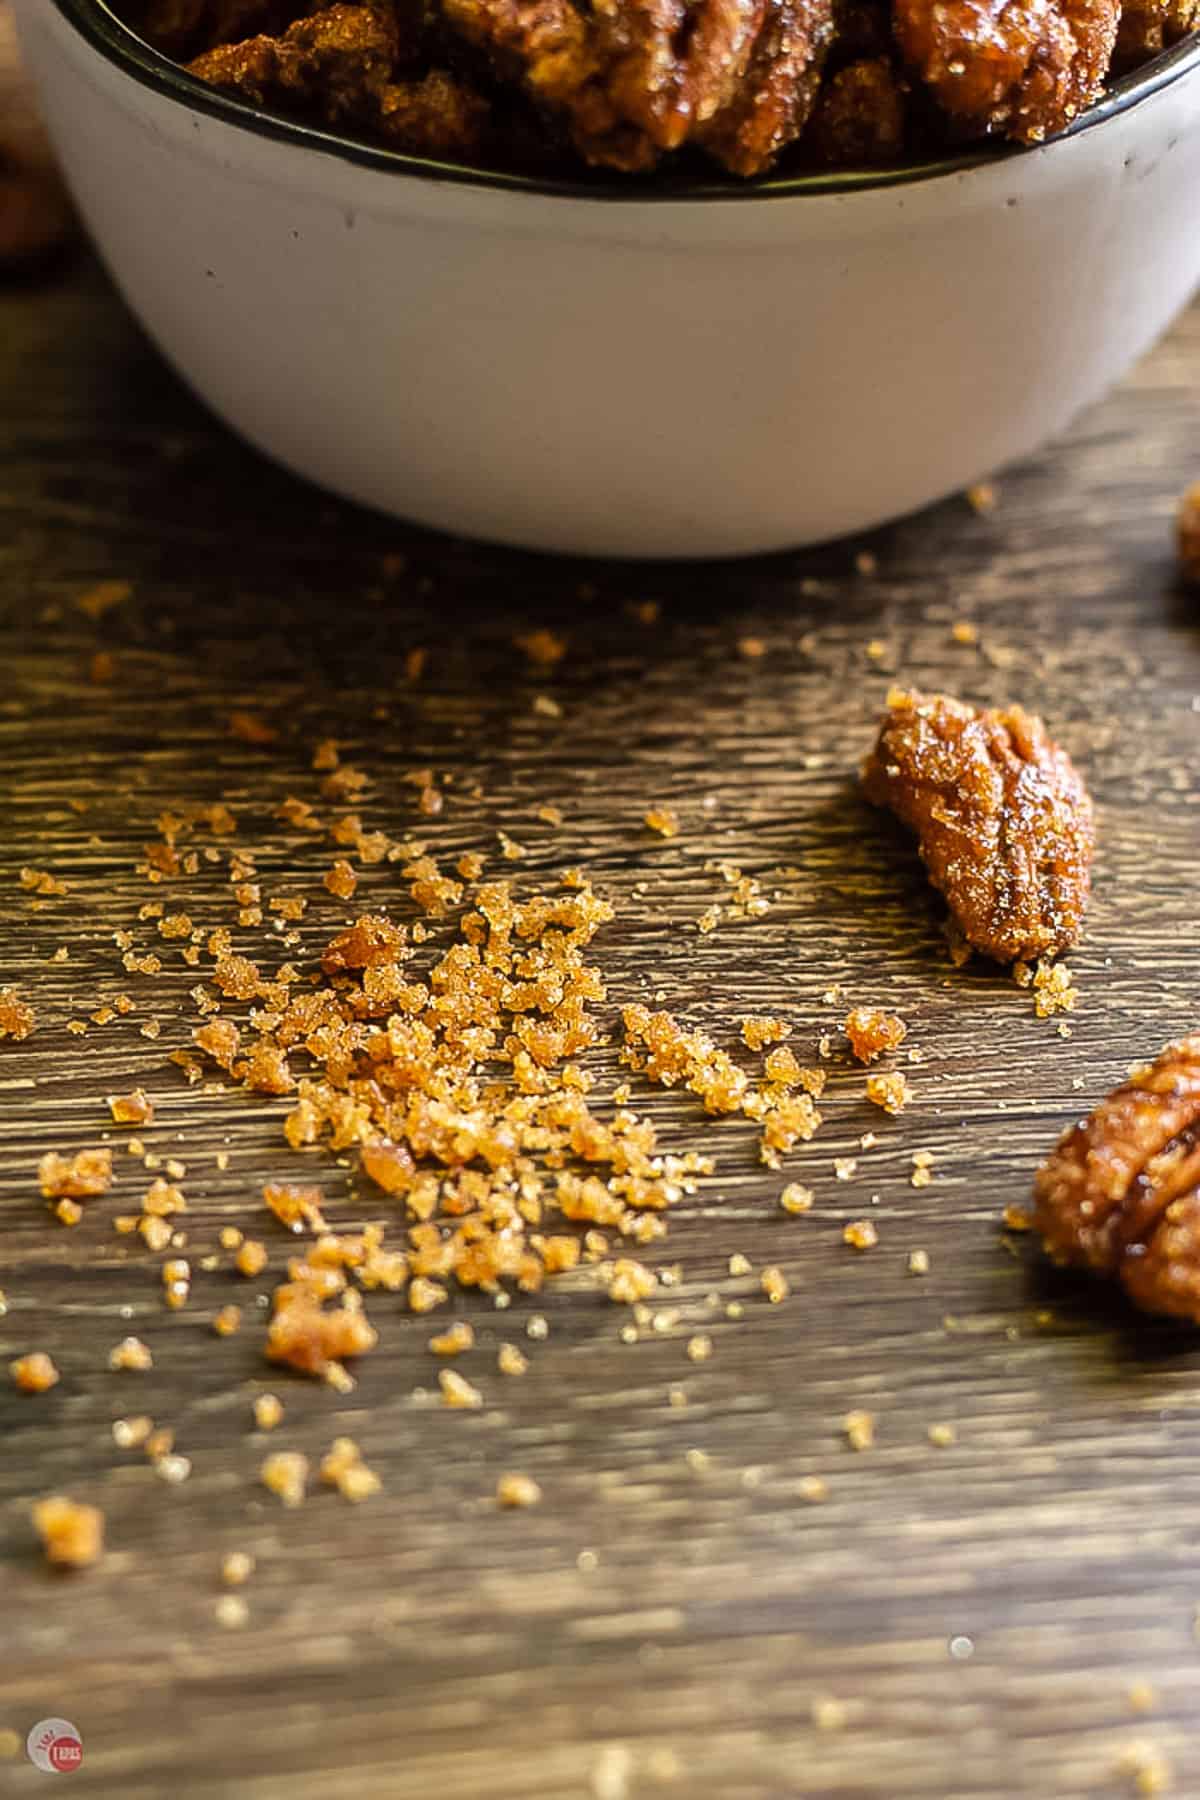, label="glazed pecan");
[442,0,833,175]
[1178,482,1200,587]
[862,689,1094,964]
[1033,1036,1200,1322]
[1114,0,1200,69]
[807,54,907,165]
[894,0,1120,145]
